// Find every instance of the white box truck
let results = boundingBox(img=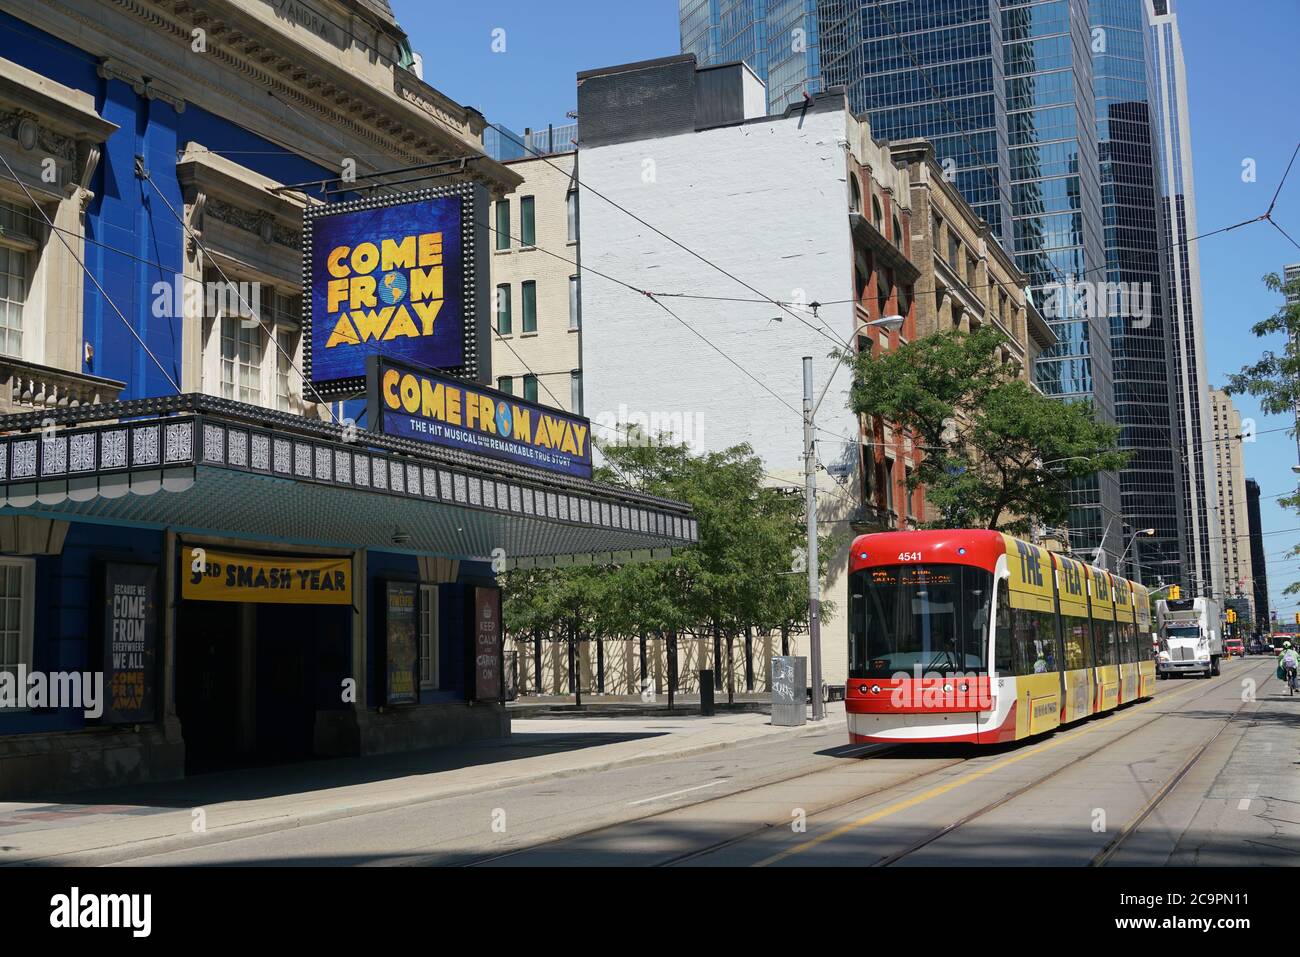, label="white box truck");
[1155,597,1222,678]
